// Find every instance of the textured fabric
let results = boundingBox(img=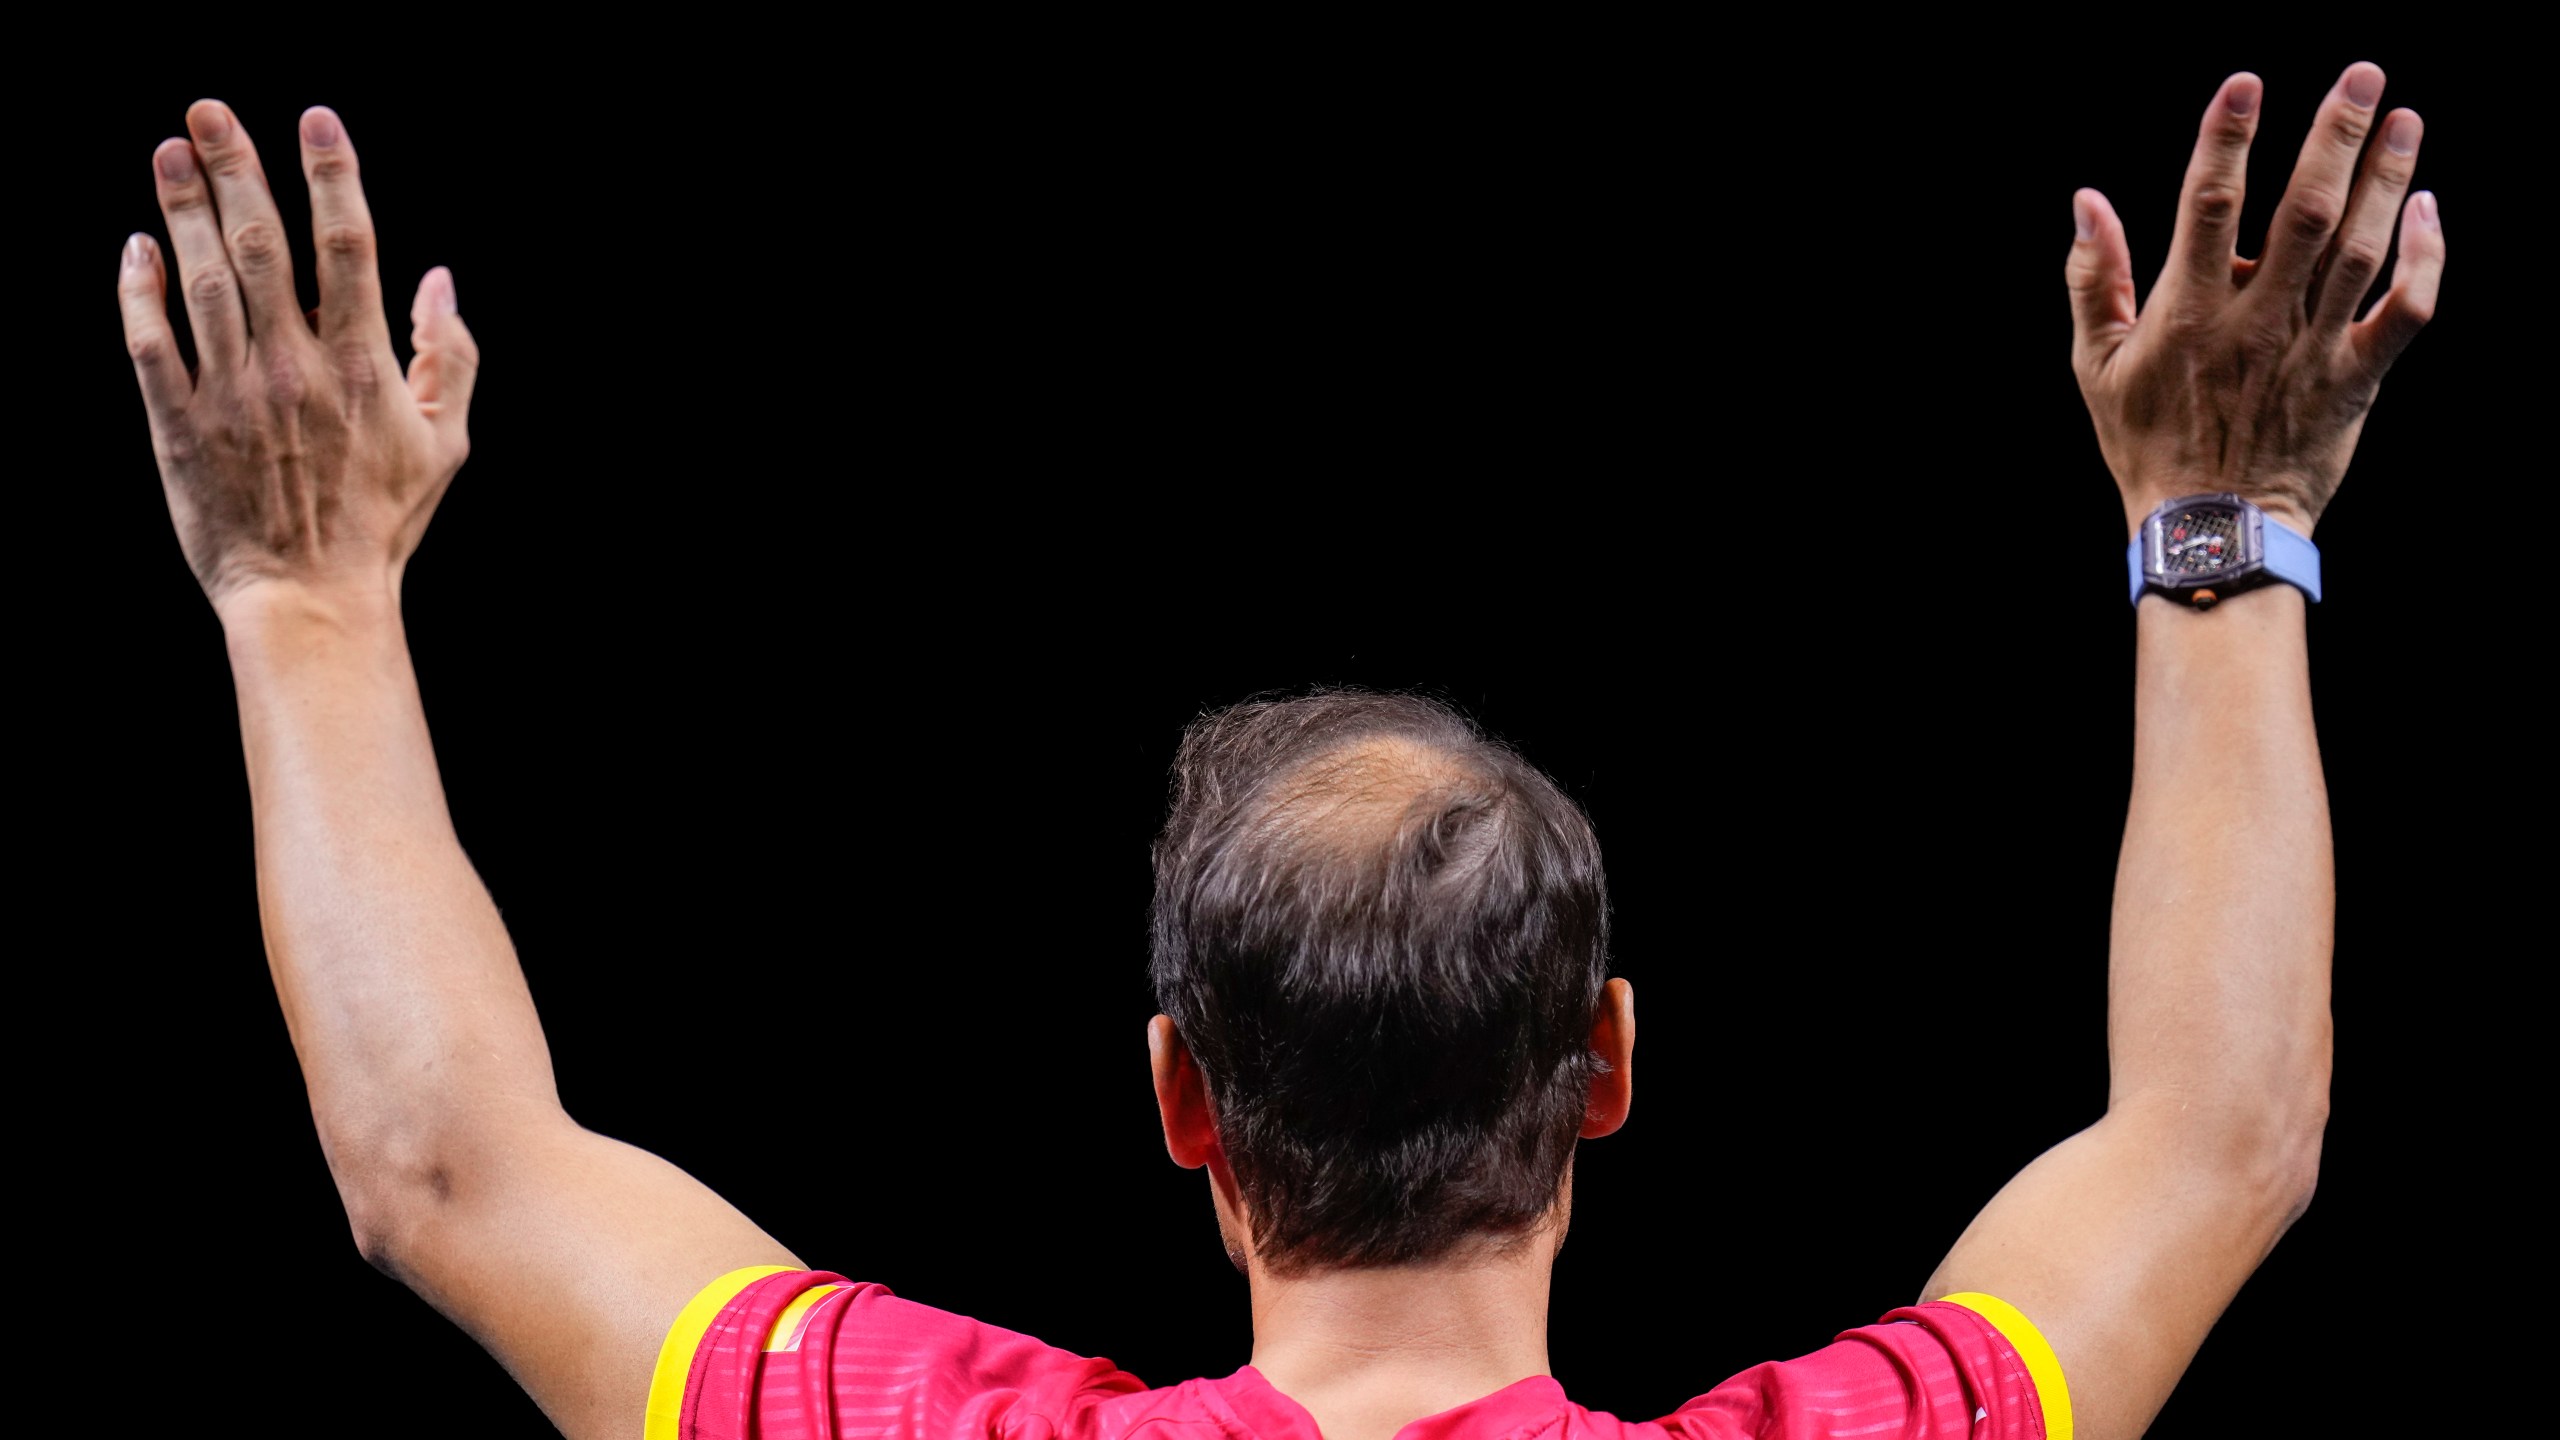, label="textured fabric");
[667,1268,2057,1439]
